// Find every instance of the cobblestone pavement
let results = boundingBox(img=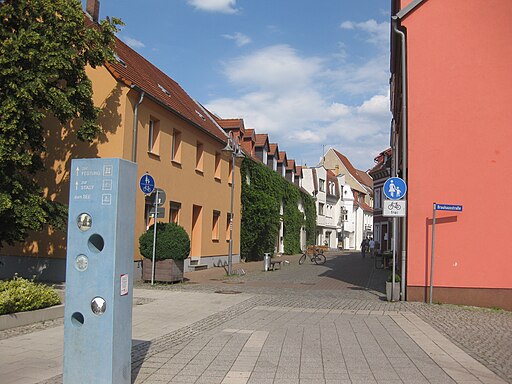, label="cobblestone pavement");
[5,251,511,383]
[133,251,512,383]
